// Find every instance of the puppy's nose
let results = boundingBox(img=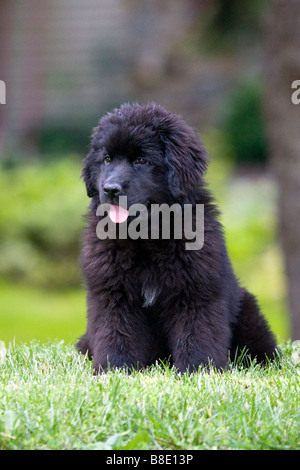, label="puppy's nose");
[103,183,122,199]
